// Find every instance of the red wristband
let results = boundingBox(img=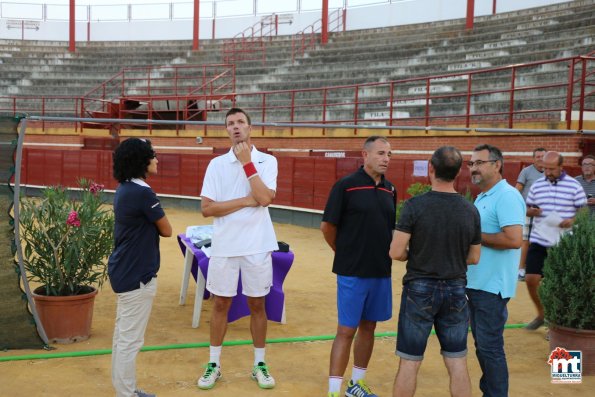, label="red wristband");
[243,162,258,179]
